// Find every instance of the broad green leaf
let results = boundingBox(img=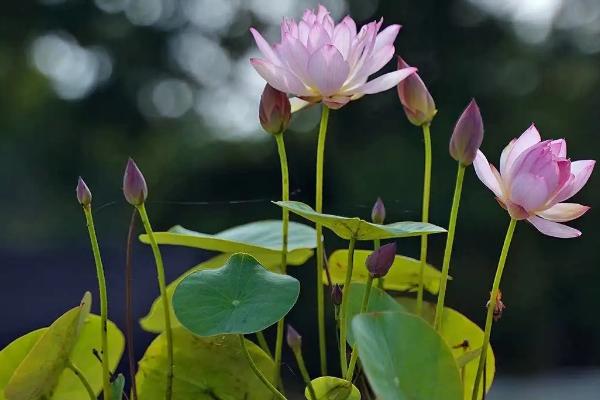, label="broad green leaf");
[173,253,300,336]
[139,220,316,266]
[274,201,446,240]
[456,349,482,368]
[3,292,91,400]
[345,283,404,346]
[397,299,495,399]
[352,311,463,400]
[140,253,292,333]
[0,313,125,400]
[306,376,360,400]
[110,374,125,400]
[137,328,275,400]
[328,249,445,294]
